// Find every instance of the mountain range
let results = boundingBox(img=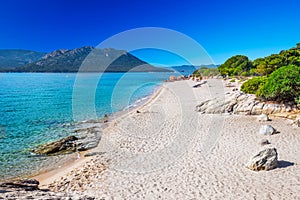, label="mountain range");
[0,50,46,69]
[0,47,171,72]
